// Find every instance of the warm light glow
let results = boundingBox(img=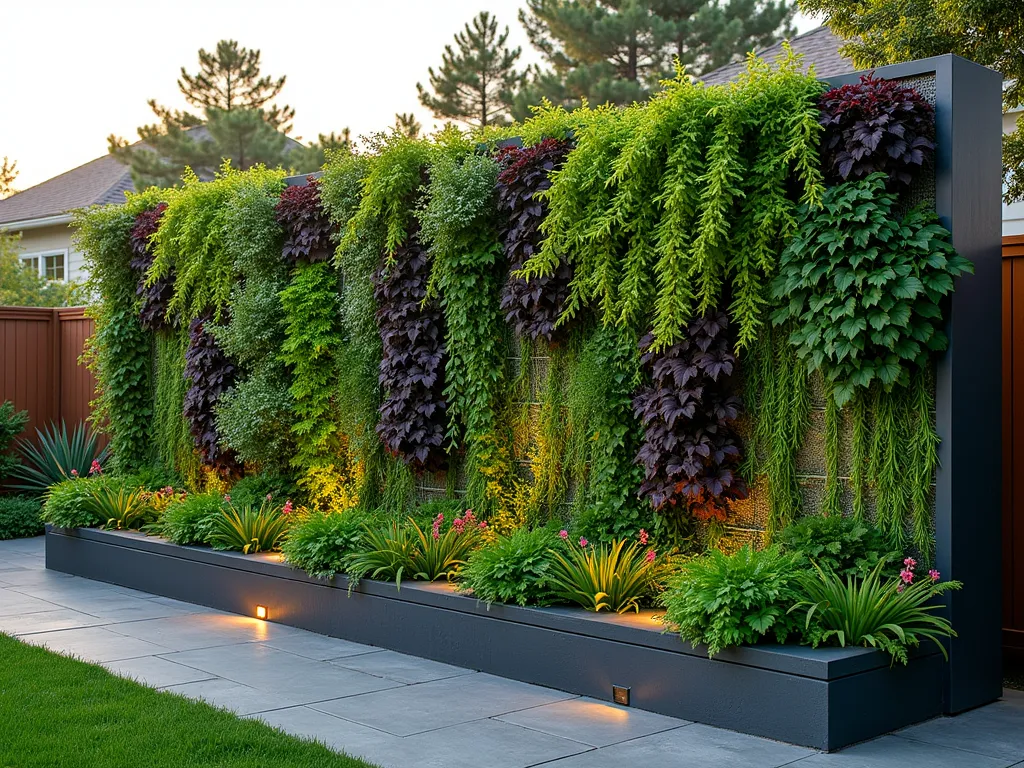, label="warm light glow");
[255,605,268,621]
[612,685,631,707]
